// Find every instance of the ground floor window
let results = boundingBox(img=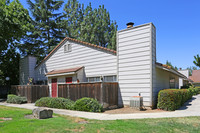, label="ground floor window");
[87,77,101,82]
[35,80,47,85]
[169,77,175,88]
[104,75,117,82]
